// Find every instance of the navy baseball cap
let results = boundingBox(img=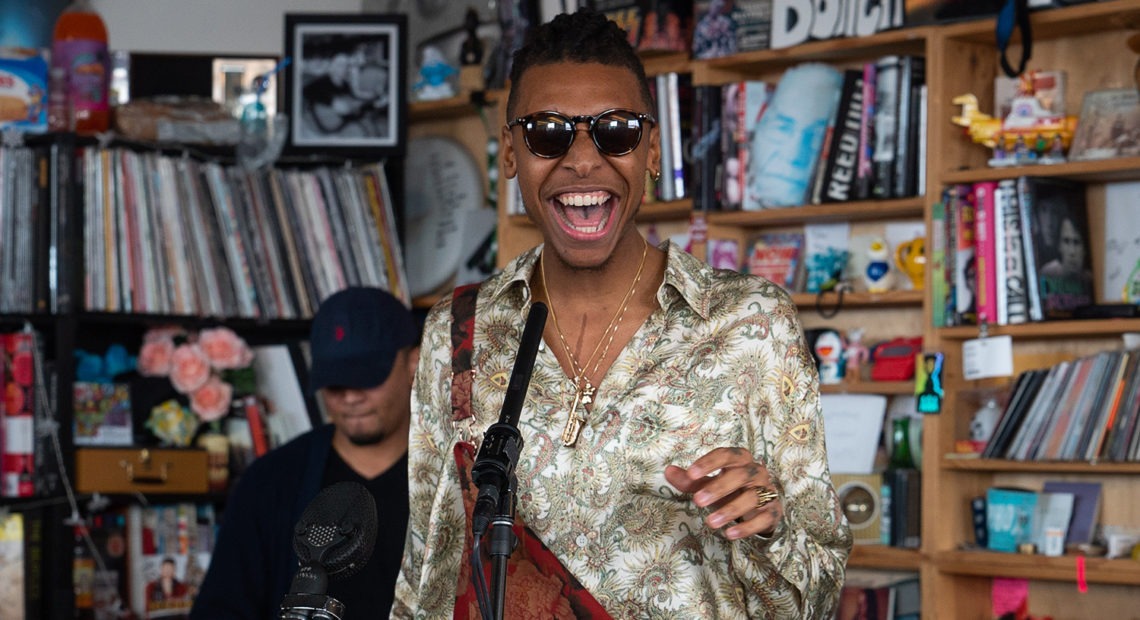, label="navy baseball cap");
[308,287,420,393]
